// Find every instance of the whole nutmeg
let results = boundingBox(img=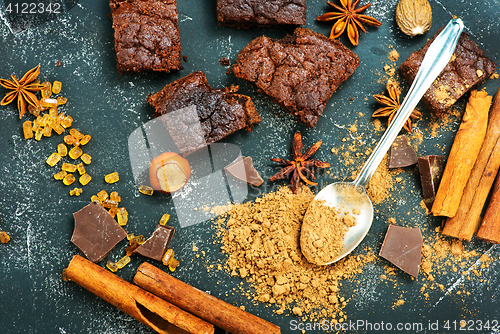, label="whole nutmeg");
[396,0,432,37]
